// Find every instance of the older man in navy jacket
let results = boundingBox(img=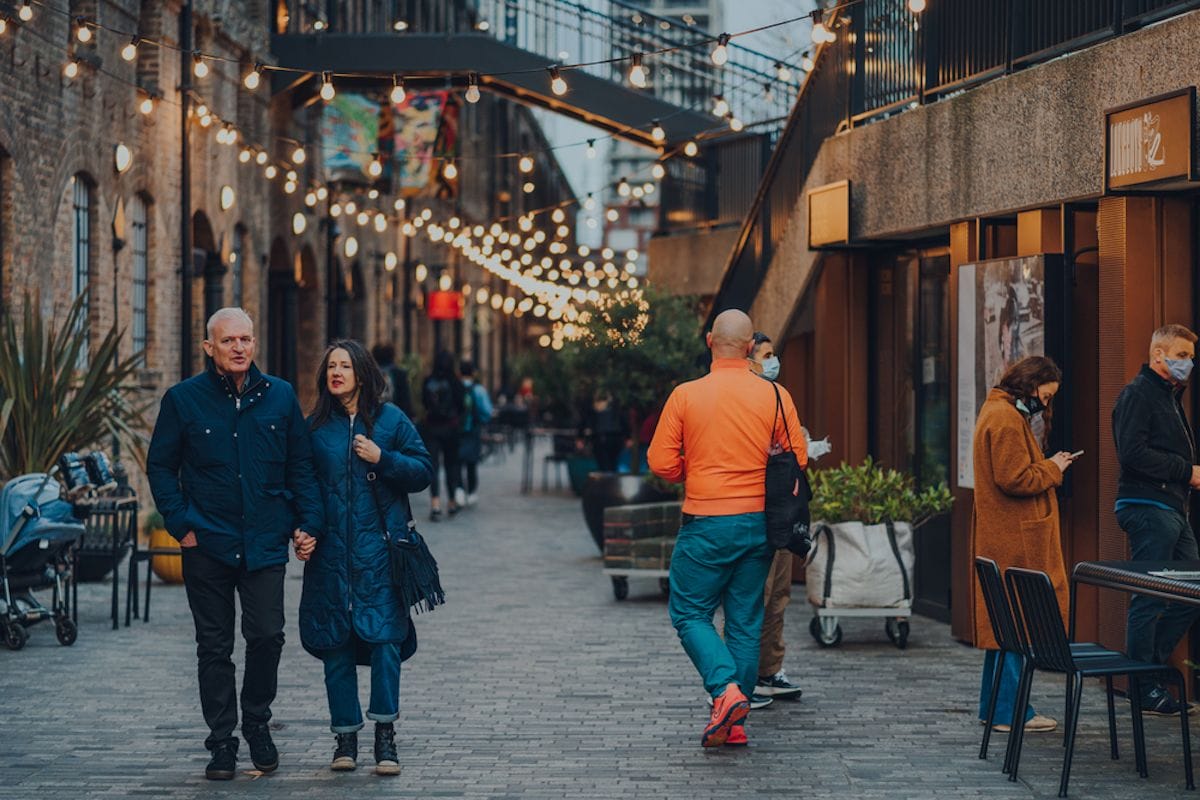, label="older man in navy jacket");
[148,307,322,780]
